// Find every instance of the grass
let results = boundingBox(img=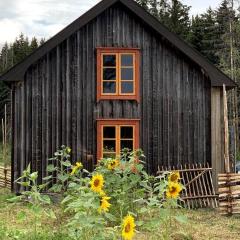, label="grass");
[0,142,11,166]
[0,189,240,240]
